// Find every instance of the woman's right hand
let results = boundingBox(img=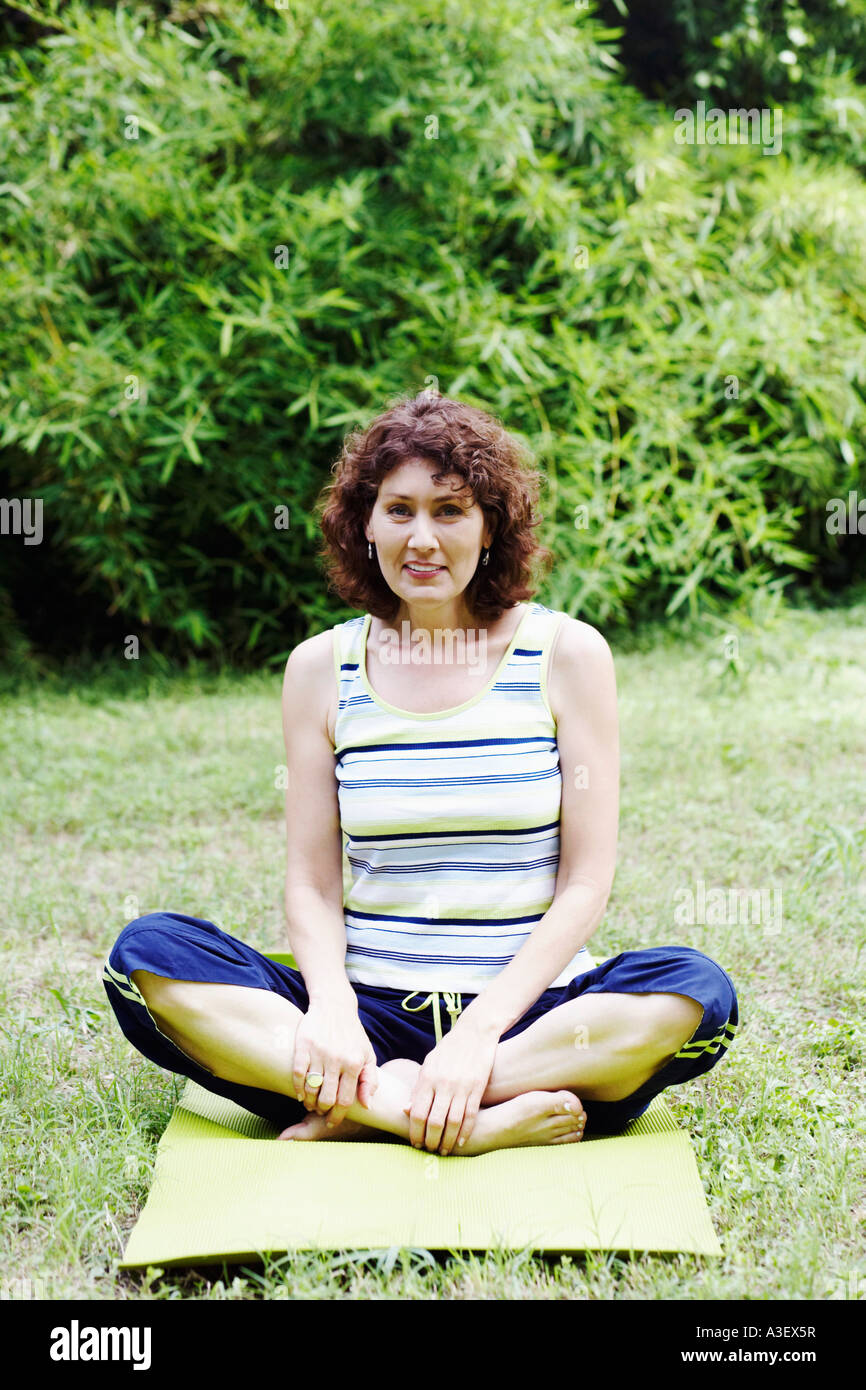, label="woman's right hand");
[291,1002,378,1128]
